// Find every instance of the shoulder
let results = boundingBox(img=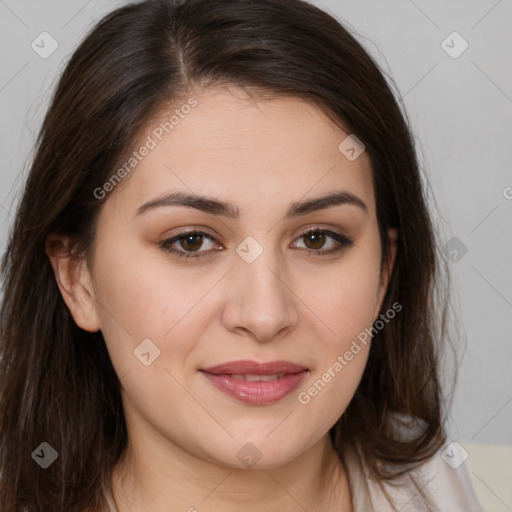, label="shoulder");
[345,415,484,512]
[367,441,484,512]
